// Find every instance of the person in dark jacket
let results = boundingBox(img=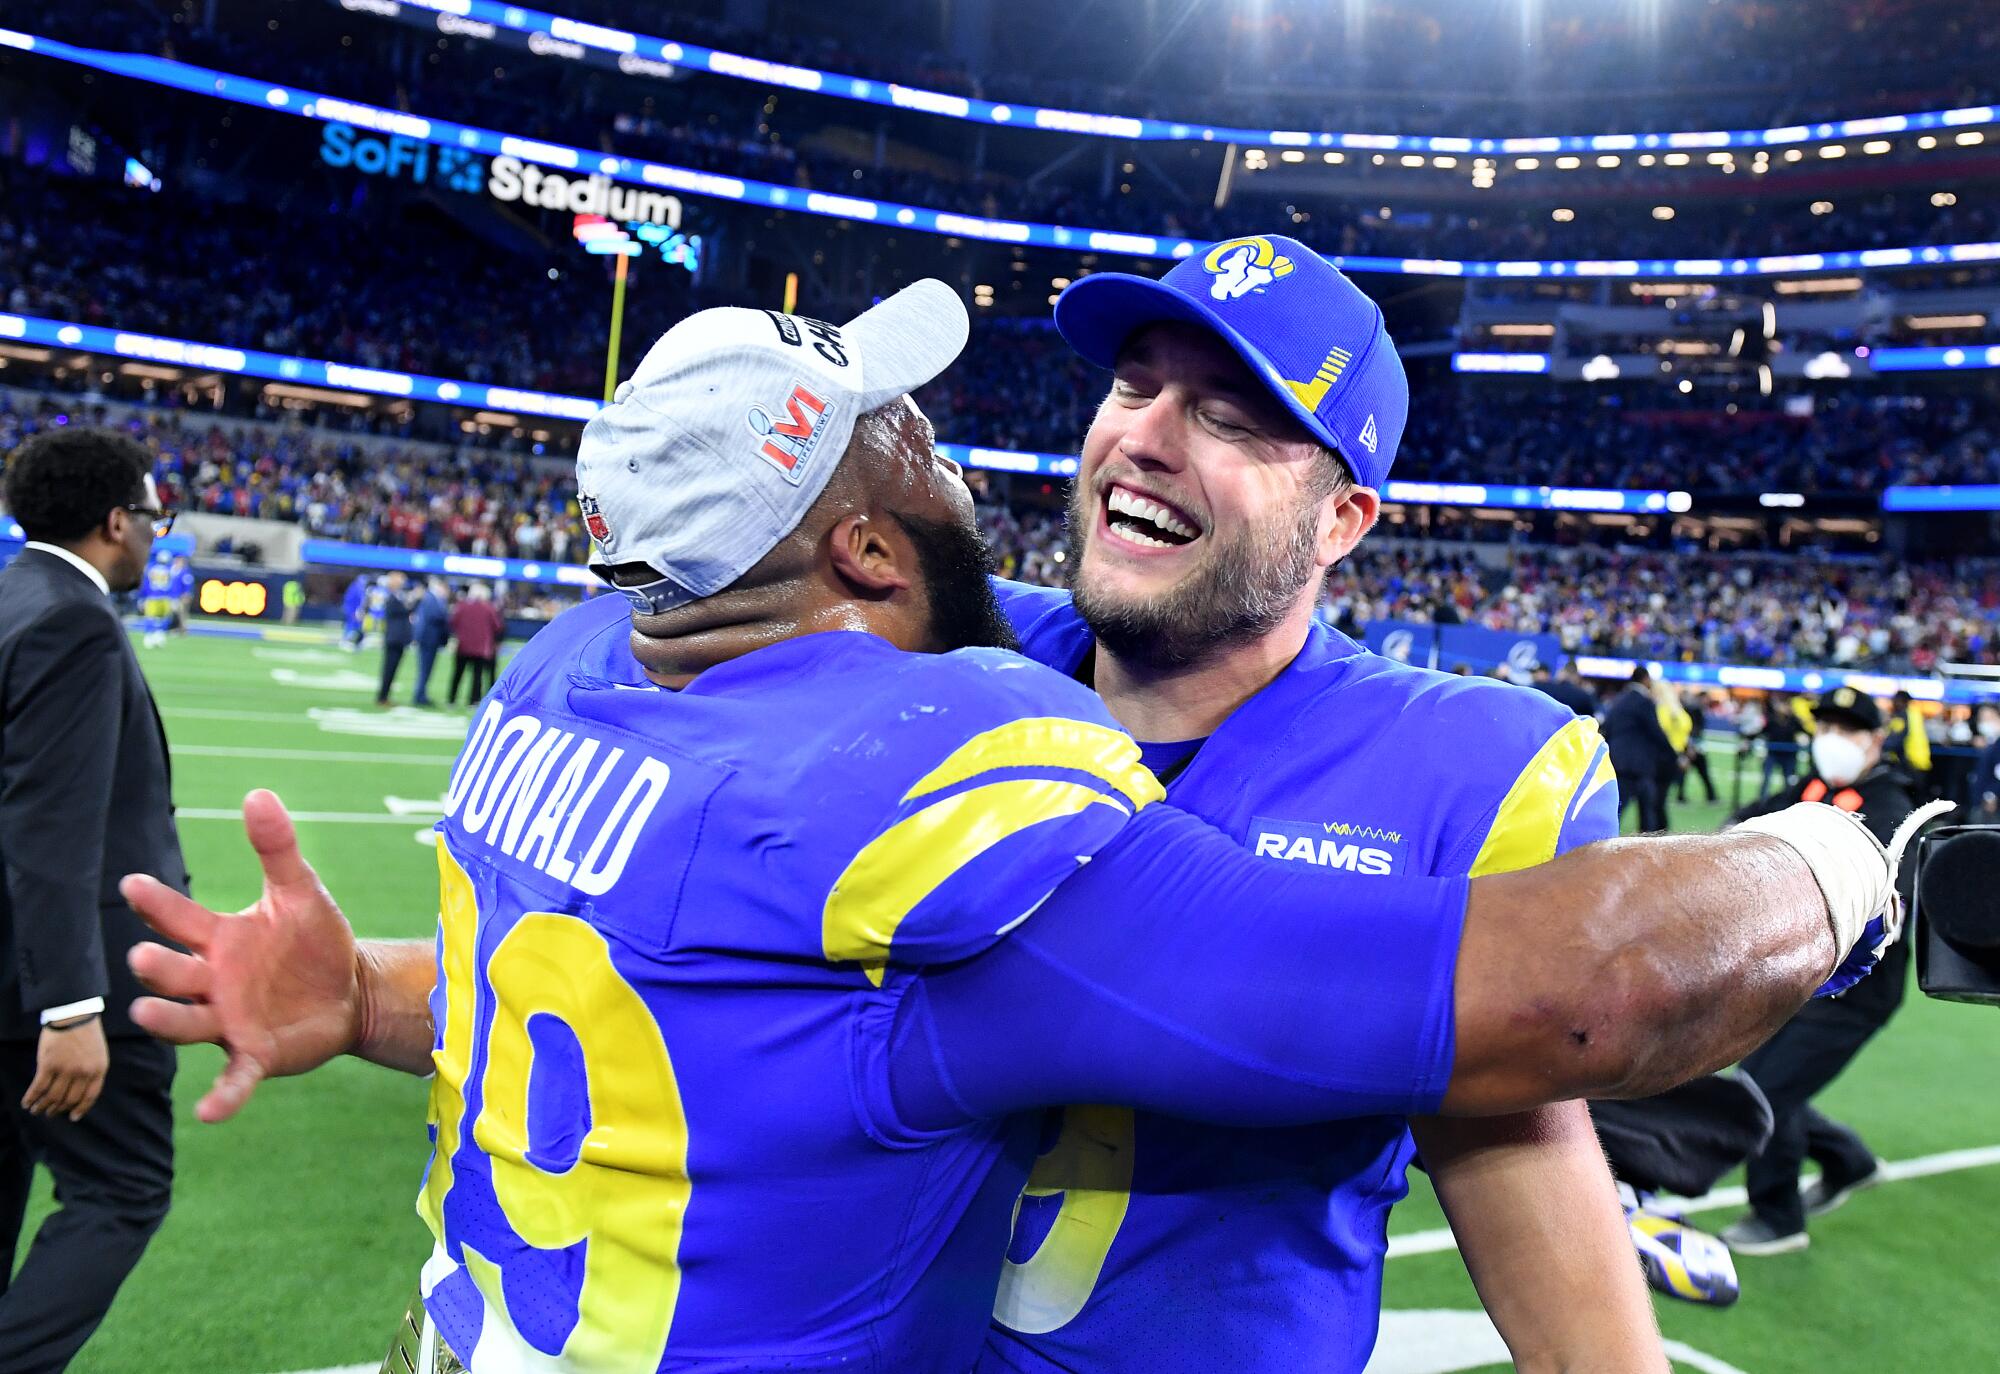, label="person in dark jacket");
[1755,694,1805,800]
[447,583,506,706]
[1677,692,1718,804]
[1720,686,1921,1255]
[1532,661,1598,719]
[1602,667,1679,831]
[0,428,183,1370]
[410,579,452,708]
[372,571,418,706]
